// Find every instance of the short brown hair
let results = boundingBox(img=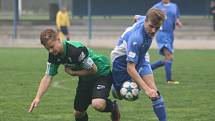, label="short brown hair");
[146,8,165,27]
[40,28,57,45]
